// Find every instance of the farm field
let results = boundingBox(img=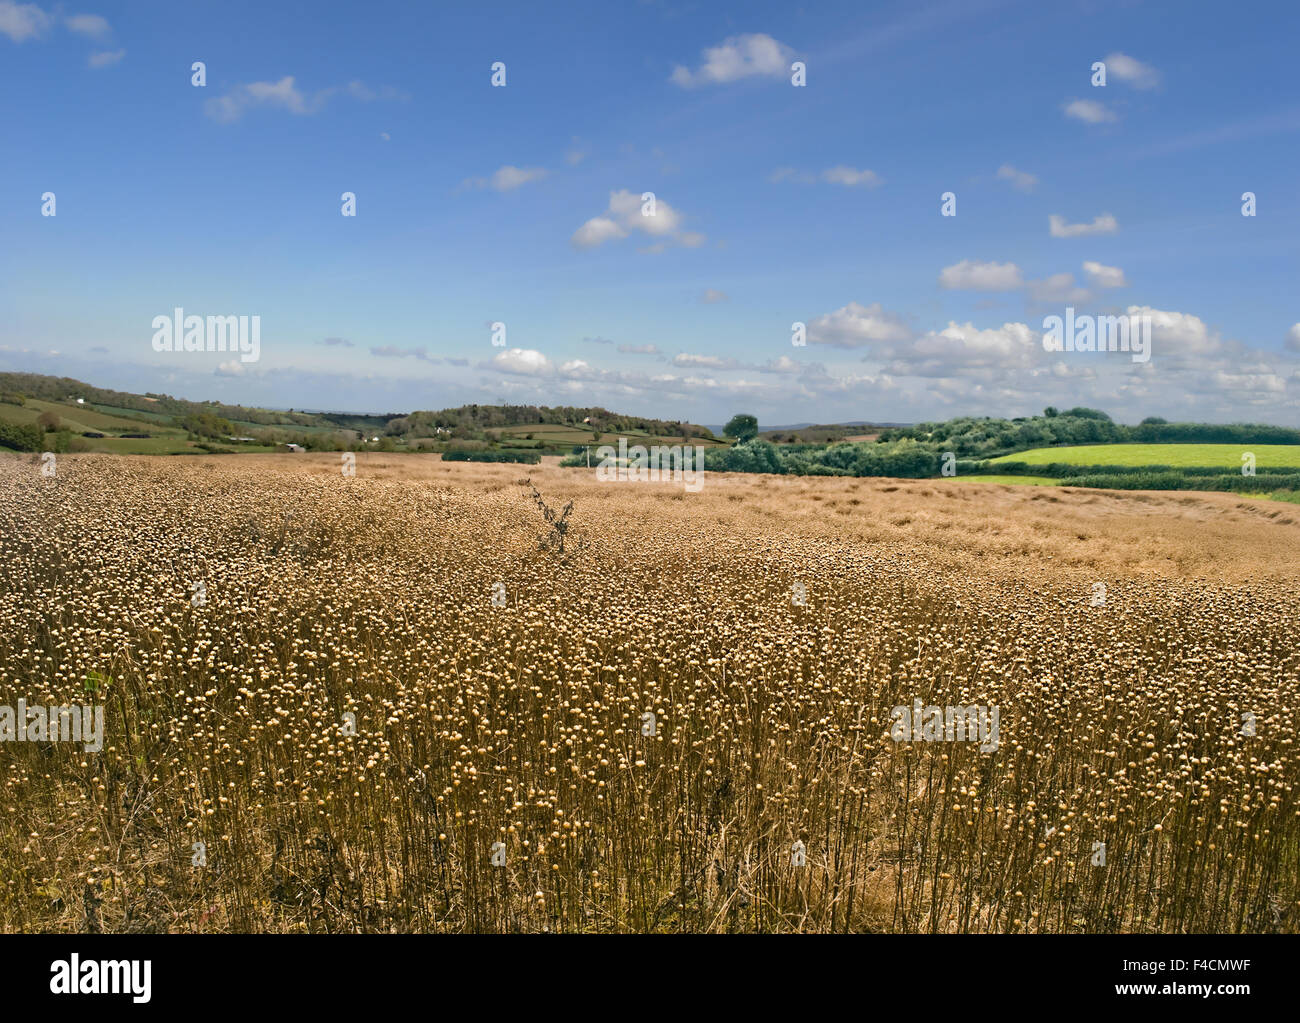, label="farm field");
[954,474,1058,486]
[1,453,1297,934]
[0,398,179,436]
[992,443,1300,468]
[494,423,729,450]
